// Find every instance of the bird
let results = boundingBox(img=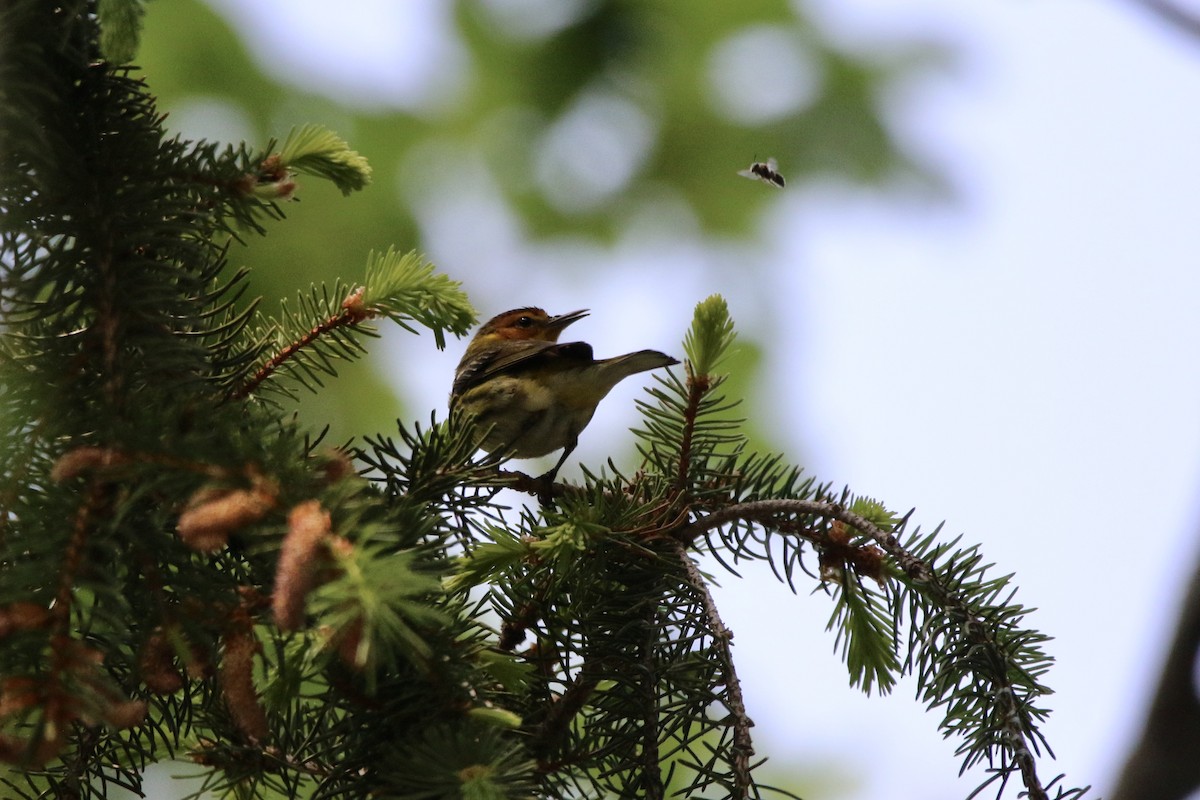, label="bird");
[450,307,678,491]
[738,157,785,188]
